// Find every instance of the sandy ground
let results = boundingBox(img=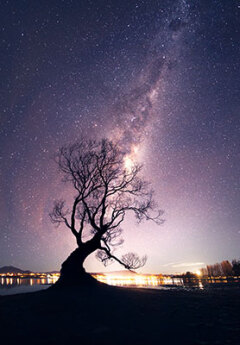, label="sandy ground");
[0,283,239,345]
